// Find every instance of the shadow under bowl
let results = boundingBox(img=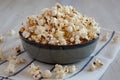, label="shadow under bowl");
[19,32,99,64]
